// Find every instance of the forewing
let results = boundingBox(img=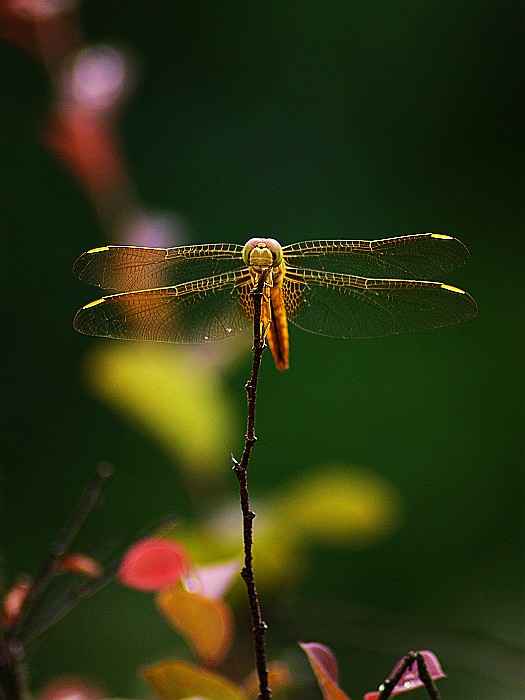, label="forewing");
[283,234,470,279]
[73,243,246,291]
[283,267,477,339]
[74,271,254,343]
